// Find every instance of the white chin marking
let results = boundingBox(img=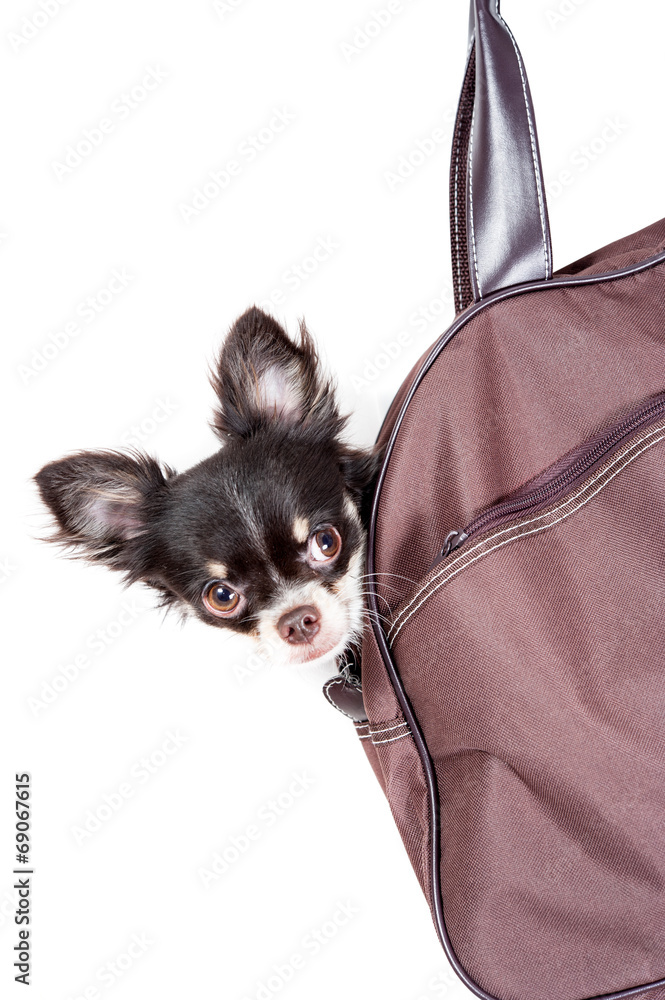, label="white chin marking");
[257,548,365,669]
